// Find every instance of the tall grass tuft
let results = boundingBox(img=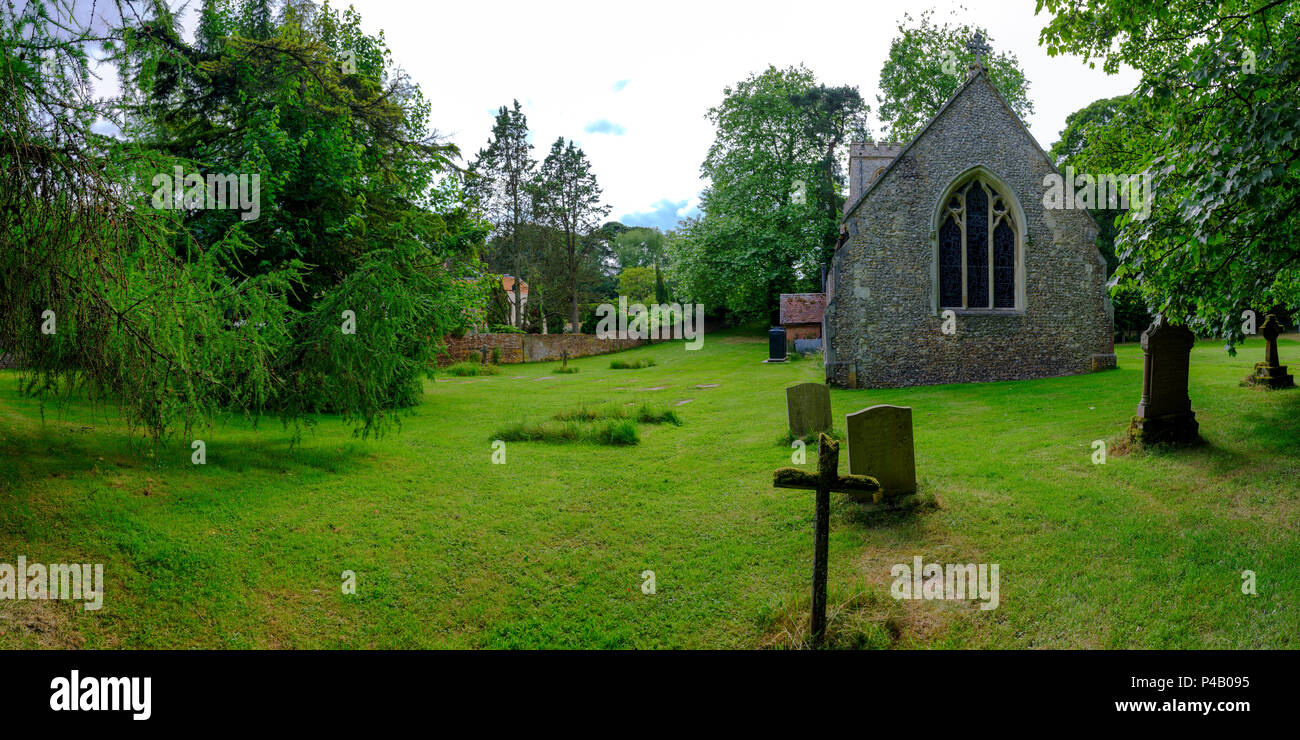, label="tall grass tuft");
[609,358,656,370]
[443,361,500,377]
